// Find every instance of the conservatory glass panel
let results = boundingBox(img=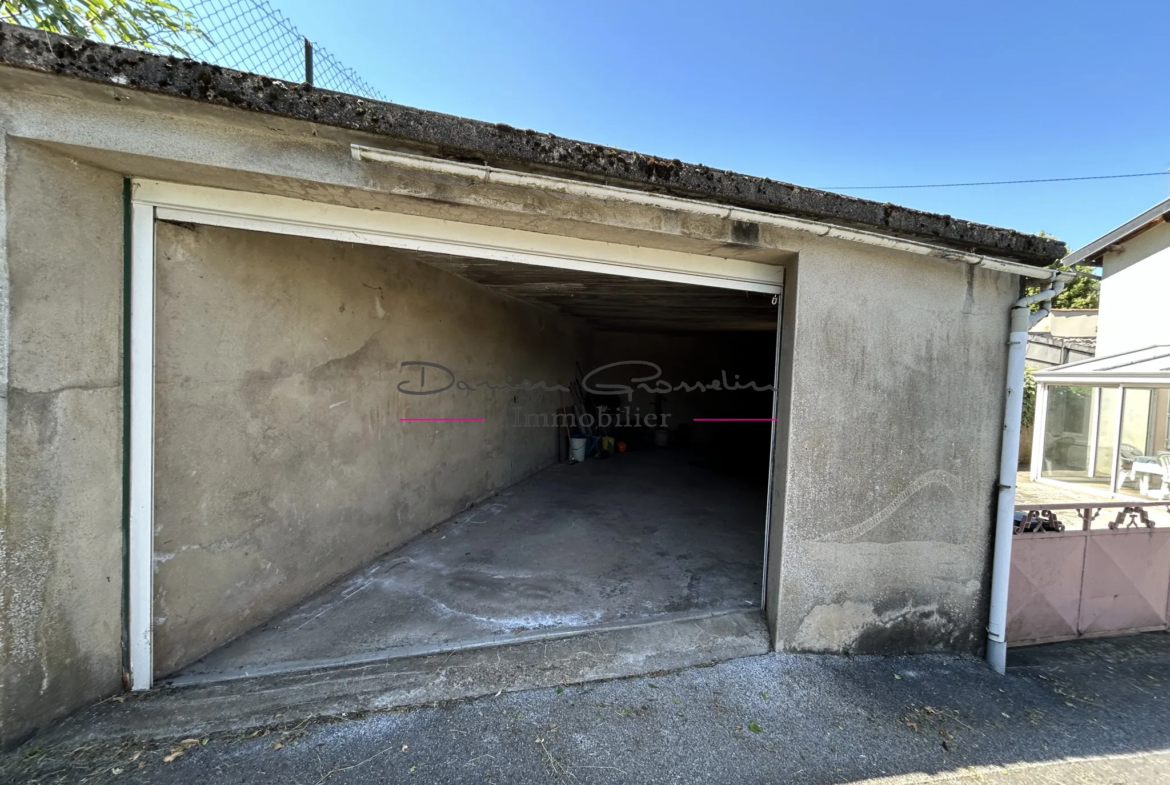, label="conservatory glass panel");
[1094,388,1119,479]
[1041,385,1093,480]
[1117,389,1154,493]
